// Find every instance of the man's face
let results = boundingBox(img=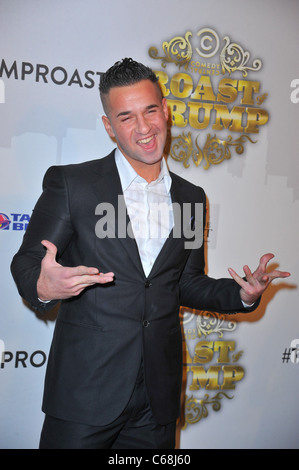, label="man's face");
[102,80,169,179]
